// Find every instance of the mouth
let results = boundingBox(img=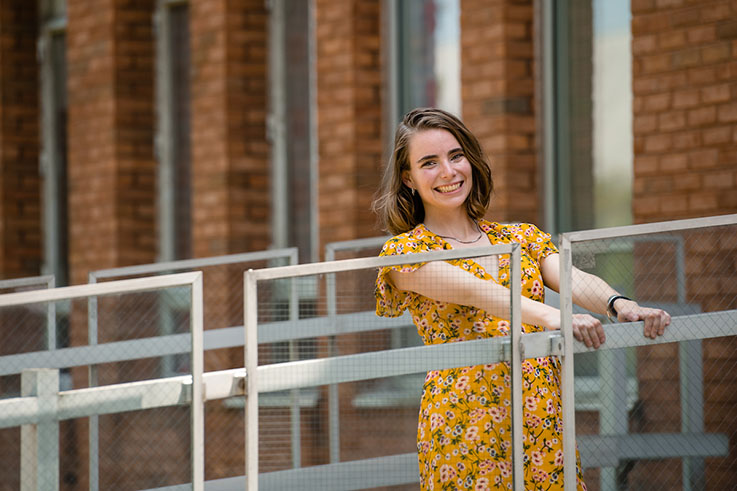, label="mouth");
[435,182,463,193]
